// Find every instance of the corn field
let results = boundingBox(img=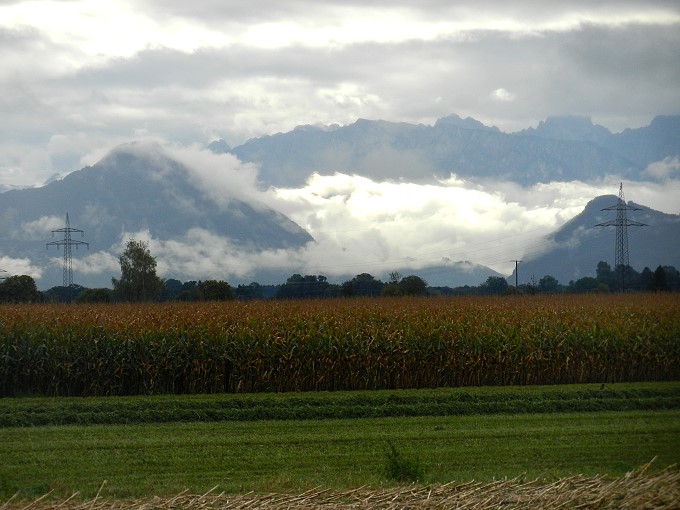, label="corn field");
[1,294,678,396]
